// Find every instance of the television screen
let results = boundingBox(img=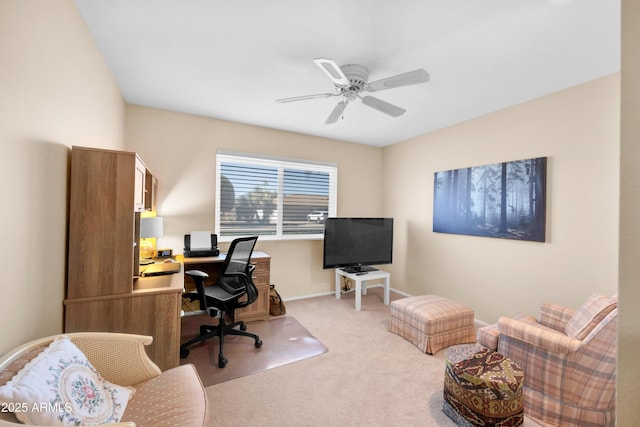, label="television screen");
[323,218,393,272]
